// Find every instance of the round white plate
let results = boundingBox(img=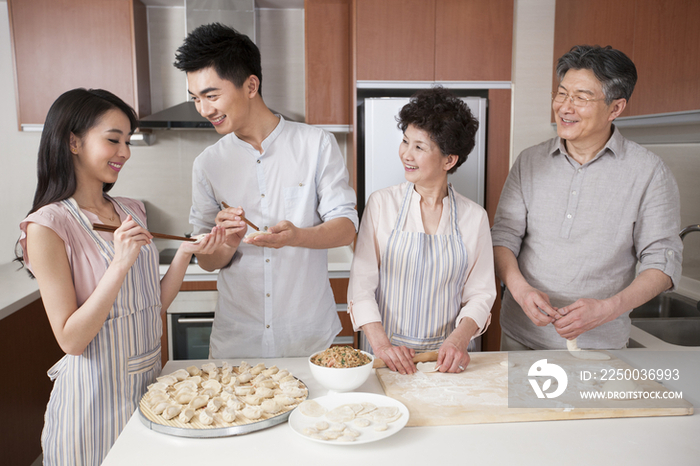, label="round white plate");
[288,392,409,445]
